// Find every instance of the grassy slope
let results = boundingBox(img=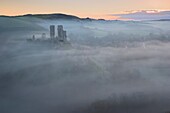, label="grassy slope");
[0,17,44,33]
